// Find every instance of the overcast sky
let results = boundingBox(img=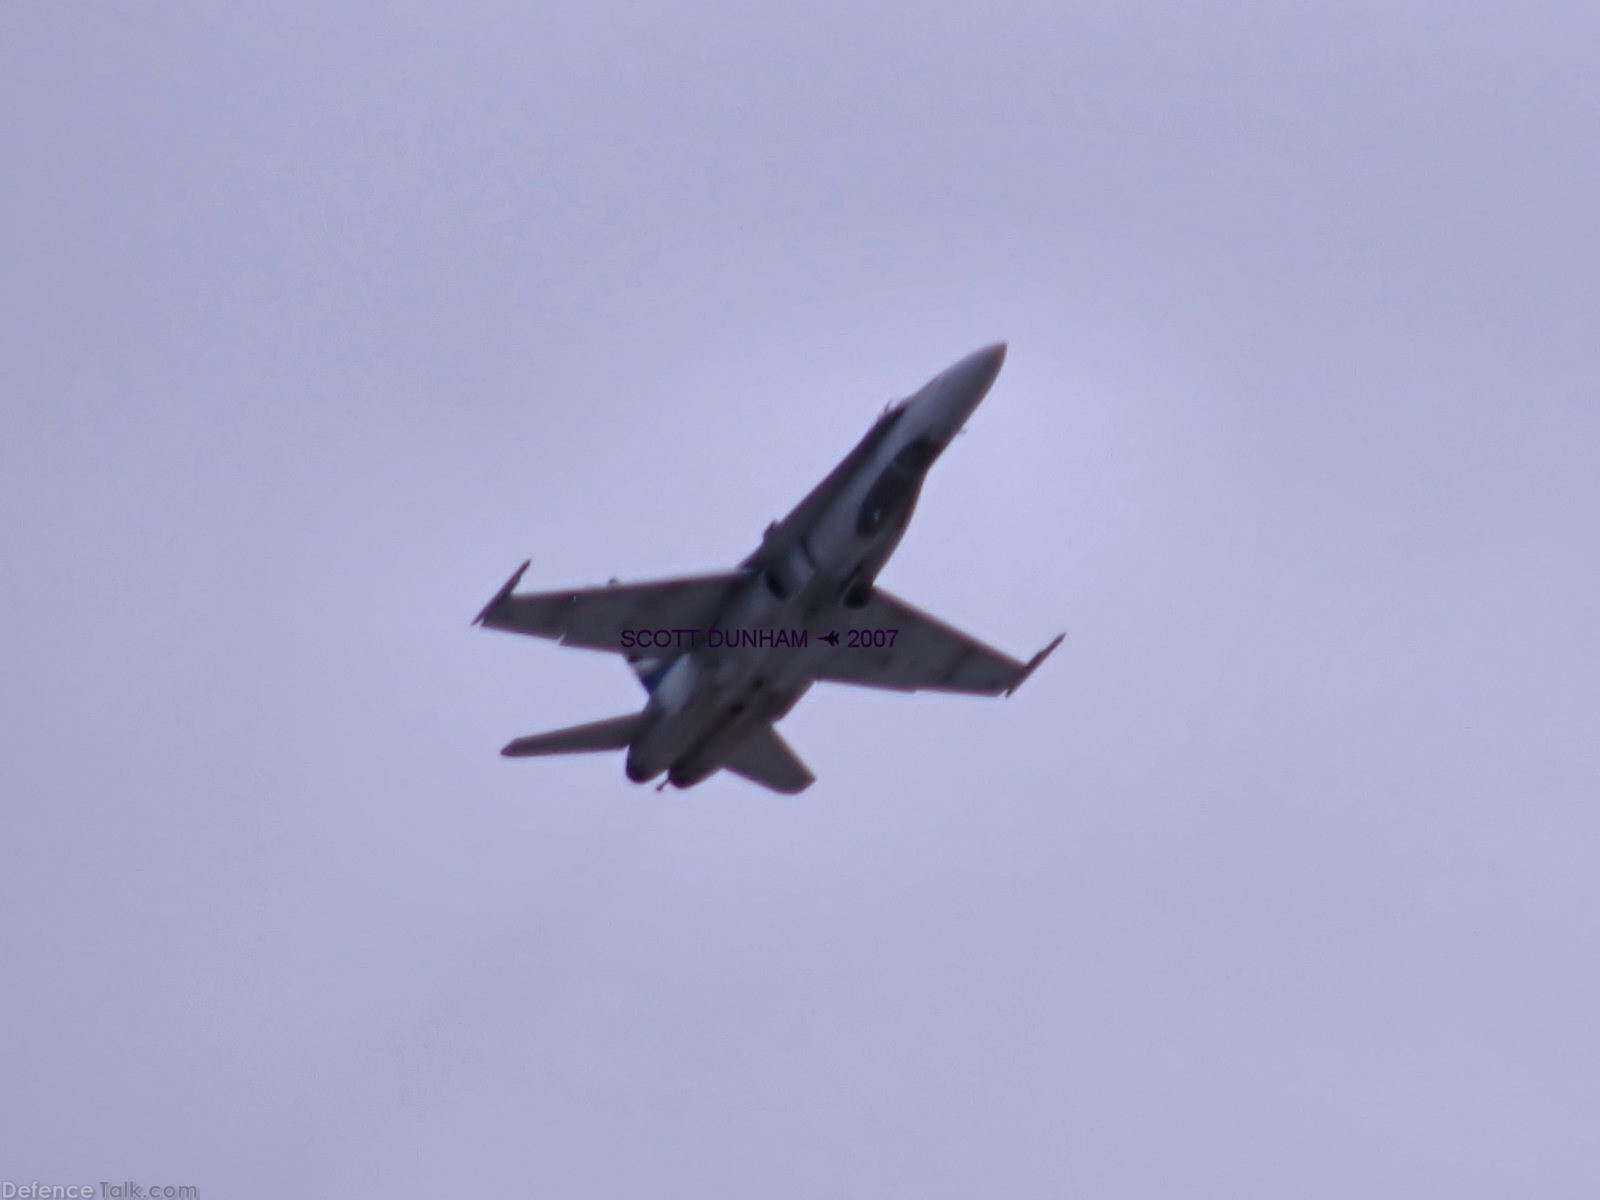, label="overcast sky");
[4,2,1598,1196]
